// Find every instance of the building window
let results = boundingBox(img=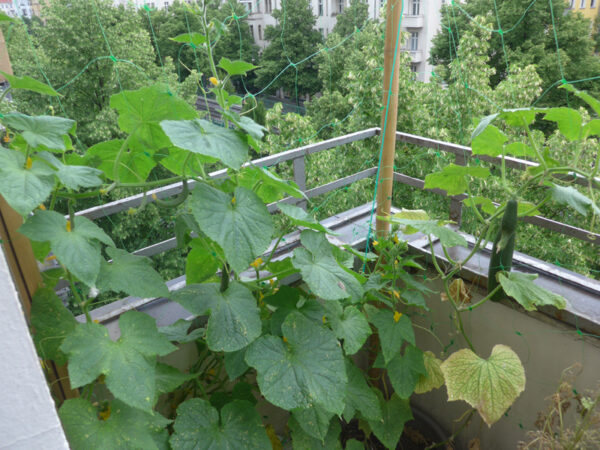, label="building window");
[250,24,254,39]
[258,24,262,40]
[338,0,344,14]
[411,0,420,15]
[410,63,418,73]
[569,0,575,6]
[592,0,596,7]
[240,1,252,13]
[410,31,419,51]
[164,1,169,10]
[580,0,586,7]
[318,0,323,16]
[319,28,324,37]
[266,0,272,13]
